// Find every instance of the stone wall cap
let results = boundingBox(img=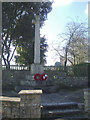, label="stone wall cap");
[18,90,42,95]
[0,96,20,102]
[84,88,90,92]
